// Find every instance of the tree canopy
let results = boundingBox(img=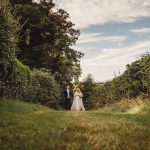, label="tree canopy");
[11,0,84,83]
